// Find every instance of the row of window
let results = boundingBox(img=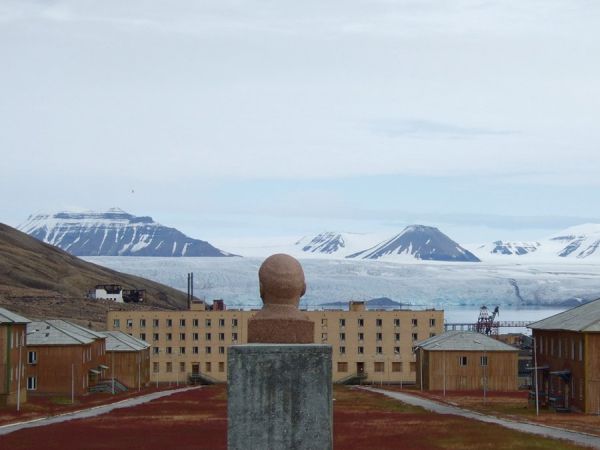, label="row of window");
[321,332,433,342]
[152,361,225,373]
[140,332,239,342]
[153,346,227,355]
[326,318,436,328]
[458,356,488,367]
[336,361,416,373]
[116,318,239,329]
